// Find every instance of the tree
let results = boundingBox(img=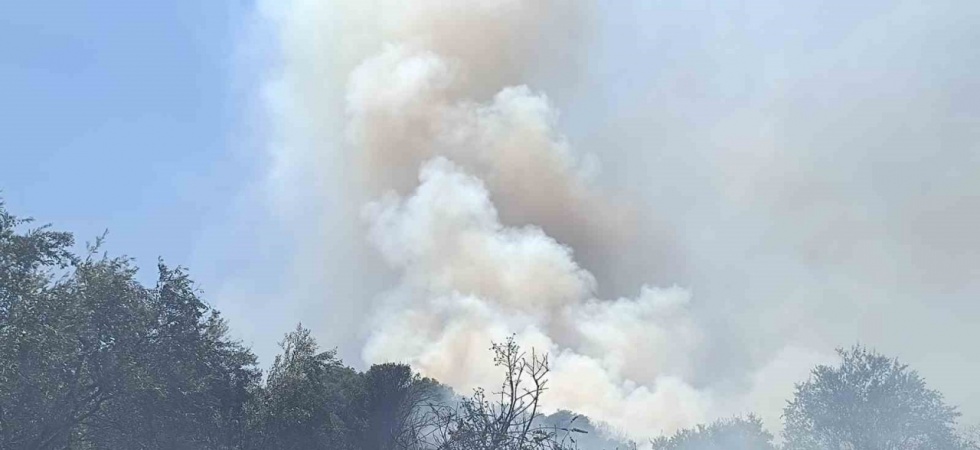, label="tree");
[360,363,445,450]
[783,345,967,450]
[0,202,259,449]
[81,263,261,450]
[248,324,363,450]
[424,336,584,450]
[649,416,776,450]
[0,202,91,449]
